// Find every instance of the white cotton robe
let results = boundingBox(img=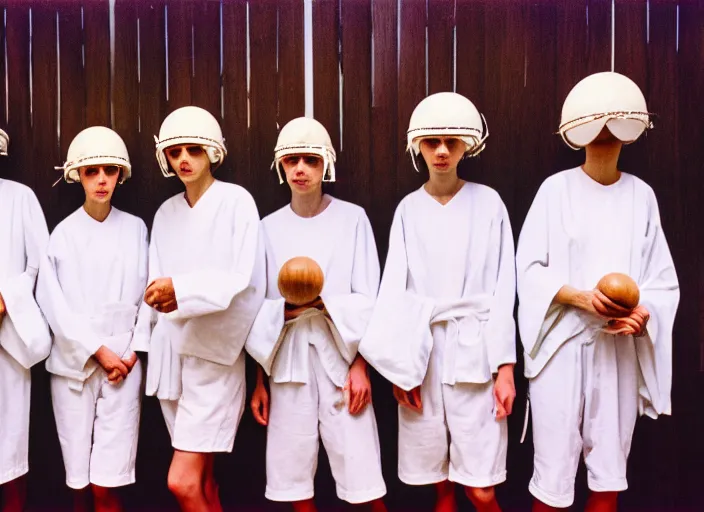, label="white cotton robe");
[516,168,679,507]
[359,182,517,487]
[36,206,149,489]
[0,178,51,485]
[141,180,265,453]
[246,197,386,503]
